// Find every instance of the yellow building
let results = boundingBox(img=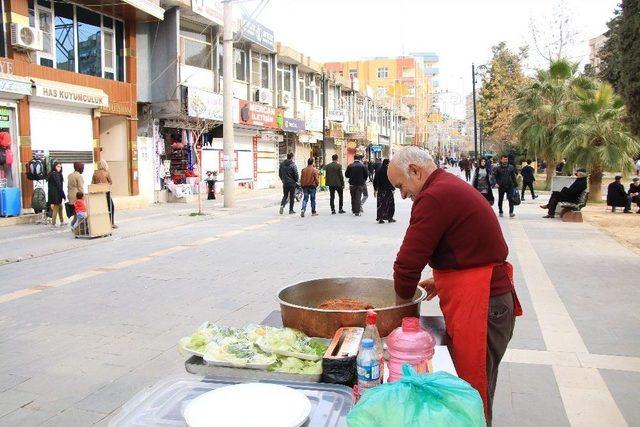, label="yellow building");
[325,54,438,146]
